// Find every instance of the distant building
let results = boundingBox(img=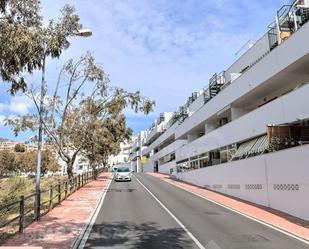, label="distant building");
[0,140,90,175]
[0,141,51,152]
[108,141,131,166]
